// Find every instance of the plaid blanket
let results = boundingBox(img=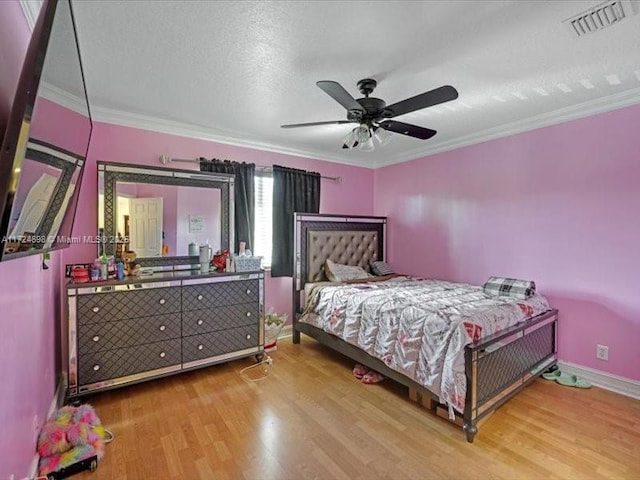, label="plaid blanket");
[483,276,536,300]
